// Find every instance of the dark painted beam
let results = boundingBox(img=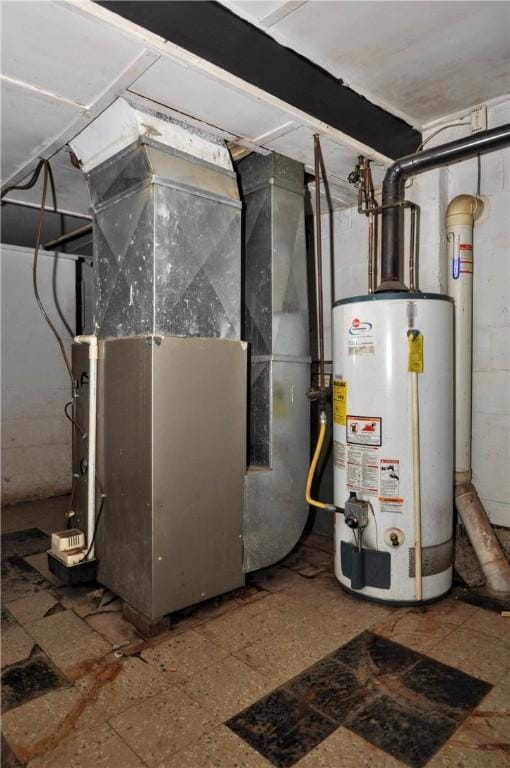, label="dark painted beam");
[99,1,421,159]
